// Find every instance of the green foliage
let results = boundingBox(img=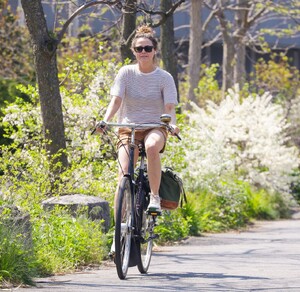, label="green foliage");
[0,0,34,81]
[180,199,202,236]
[0,53,118,206]
[0,209,36,287]
[247,188,291,220]
[290,169,300,204]
[0,47,119,283]
[186,179,290,233]
[252,53,300,102]
[58,37,120,94]
[259,2,300,38]
[194,63,222,107]
[0,0,34,149]
[196,180,251,232]
[32,206,108,275]
[161,112,188,171]
[155,209,191,243]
